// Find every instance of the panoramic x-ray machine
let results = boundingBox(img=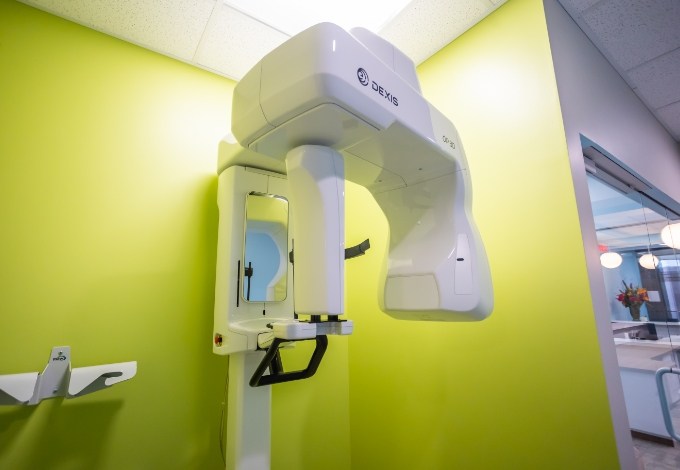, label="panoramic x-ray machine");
[213,23,493,470]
